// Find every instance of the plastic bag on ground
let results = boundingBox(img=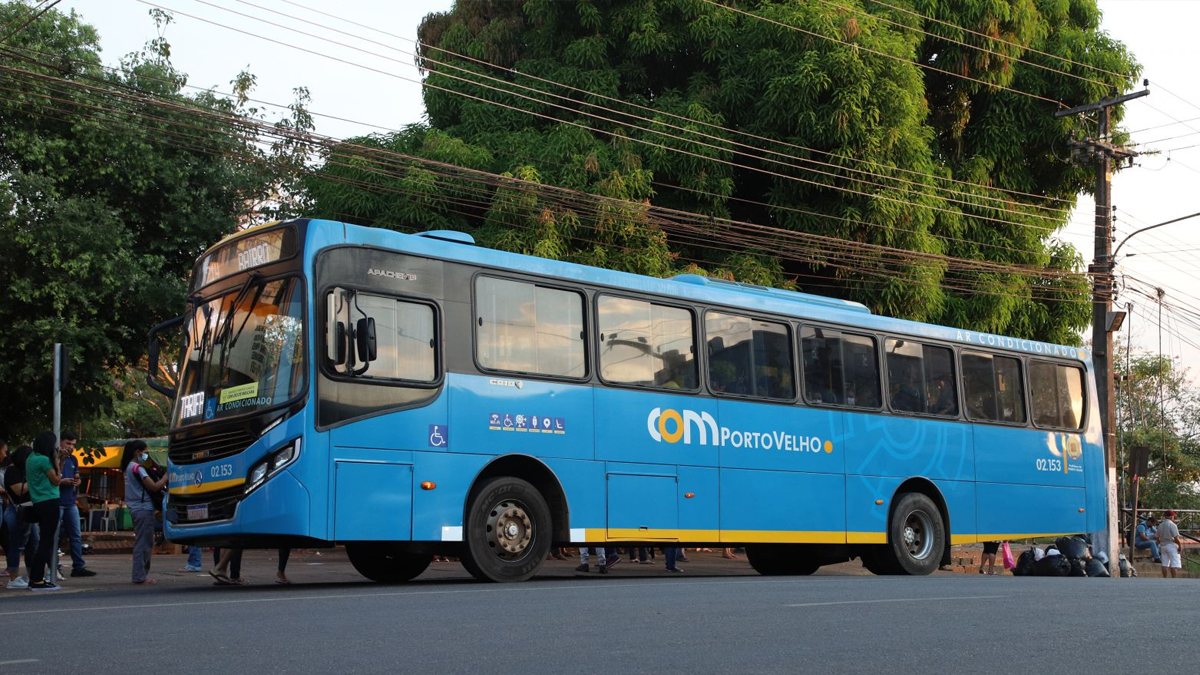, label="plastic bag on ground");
[1014,549,1036,576]
[1068,557,1087,577]
[1085,558,1110,577]
[1031,554,1072,576]
[1056,536,1089,560]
